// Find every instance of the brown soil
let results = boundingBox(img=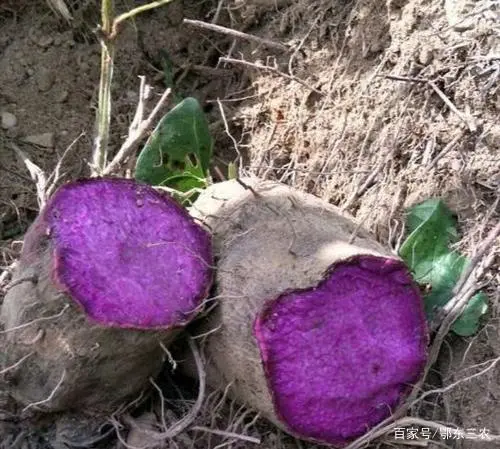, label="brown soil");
[1,0,499,448]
